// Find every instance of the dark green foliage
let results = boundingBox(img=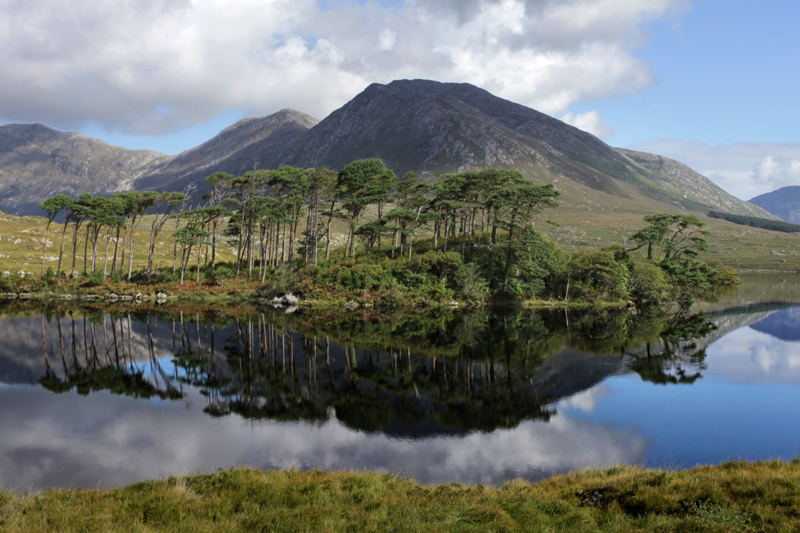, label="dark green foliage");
[566,249,629,301]
[82,268,105,287]
[453,263,489,301]
[626,256,671,311]
[708,210,800,232]
[625,214,736,309]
